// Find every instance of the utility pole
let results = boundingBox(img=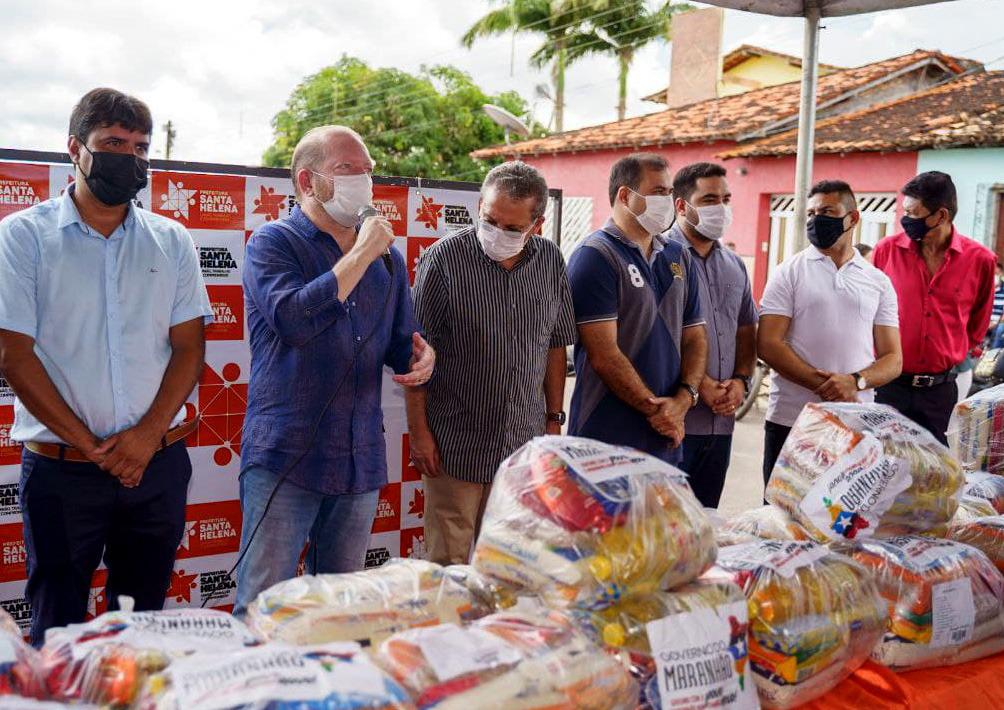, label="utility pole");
[163,120,176,160]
